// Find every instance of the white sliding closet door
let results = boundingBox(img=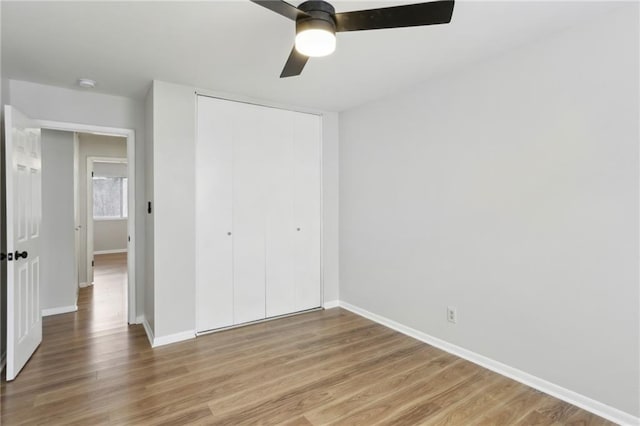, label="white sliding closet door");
[196,97,235,332]
[264,108,295,318]
[196,95,322,333]
[233,102,266,324]
[293,113,322,312]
